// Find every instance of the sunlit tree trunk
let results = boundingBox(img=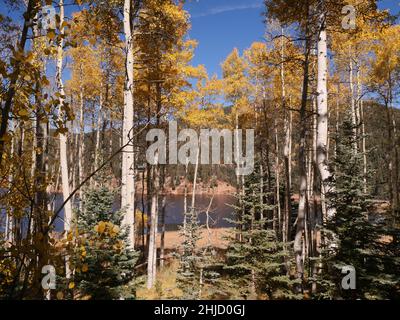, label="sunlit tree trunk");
[349,55,358,154]
[94,89,103,179]
[147,154,159,289]
[183,156,189,234]
[274,116,281,236]
[357,67,368,194]
[316,6,335,220]
[78,86,85,210]
[121,0,136,249]
[57,0,72,233]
